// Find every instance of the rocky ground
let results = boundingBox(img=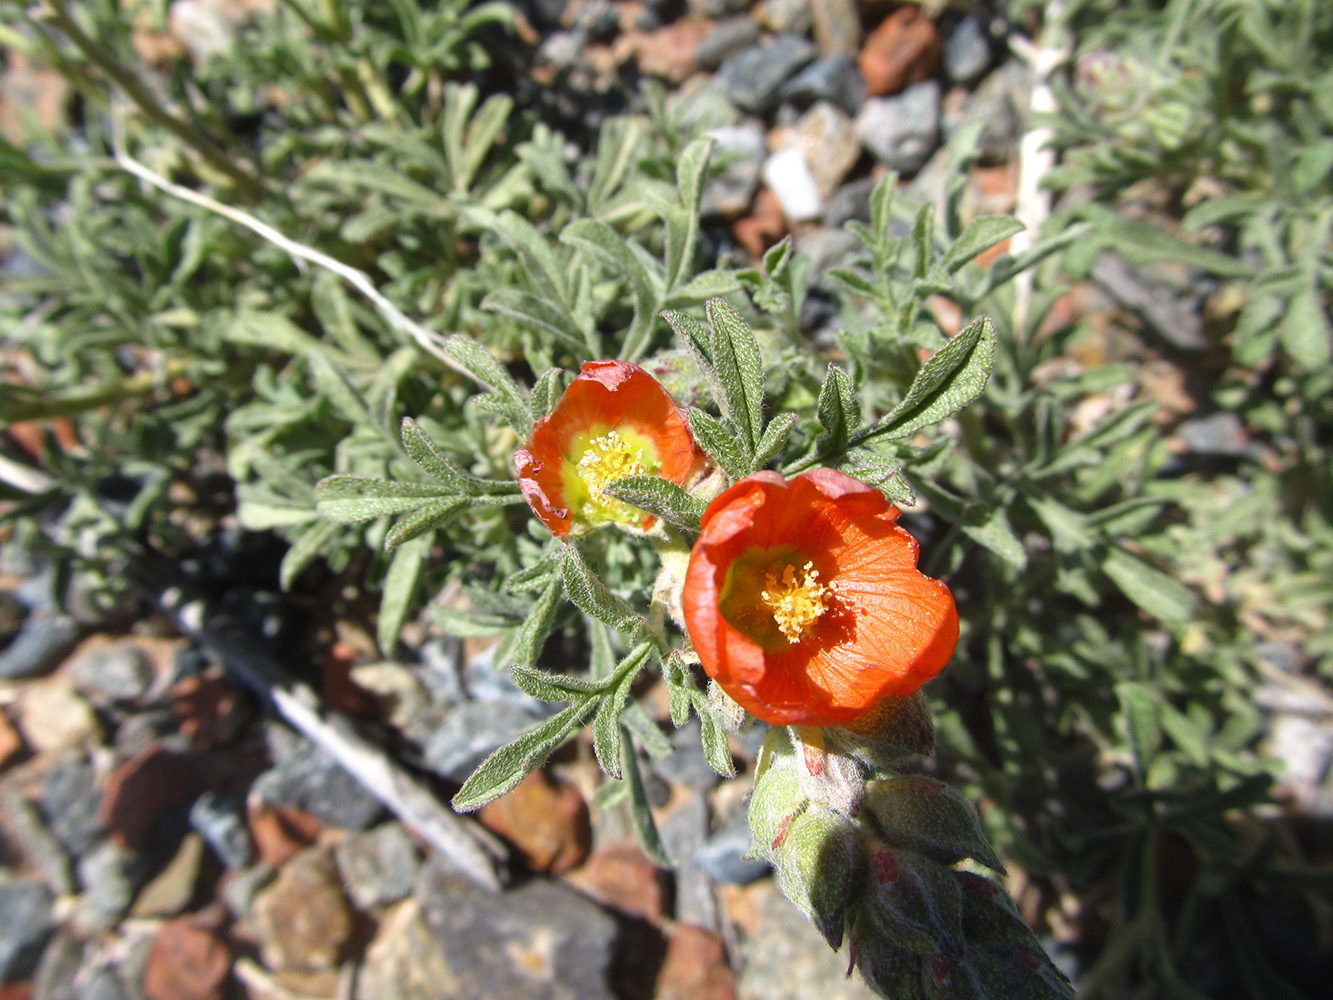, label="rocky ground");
[3,1,1330,999]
